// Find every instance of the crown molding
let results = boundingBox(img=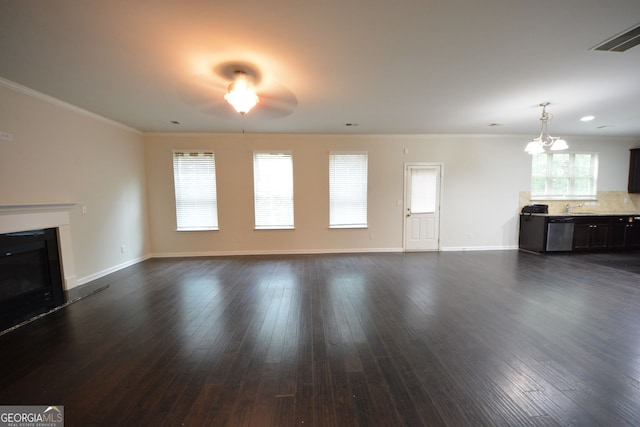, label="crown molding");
[0,77,140,134]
